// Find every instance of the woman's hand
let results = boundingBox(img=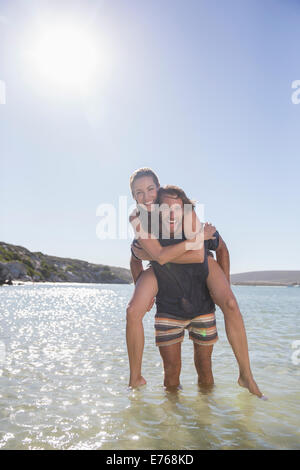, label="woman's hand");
[204,222,216,240]
[131,242,152,261]
[185,231,204,251]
